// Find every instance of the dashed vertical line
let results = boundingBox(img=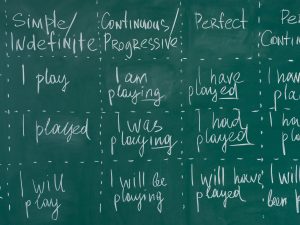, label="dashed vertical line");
[257,0,265,221]
[4,0,11,218]
[99,114,104,210]
[179,0,183,115]
[179,0,184,109]
[4,0,10,151]
[6,167,10,212]
[257,1,263,151]
[99,119,103,214]
[178,0,185,211]
[97,10,103,112]
[96,4,104,214]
